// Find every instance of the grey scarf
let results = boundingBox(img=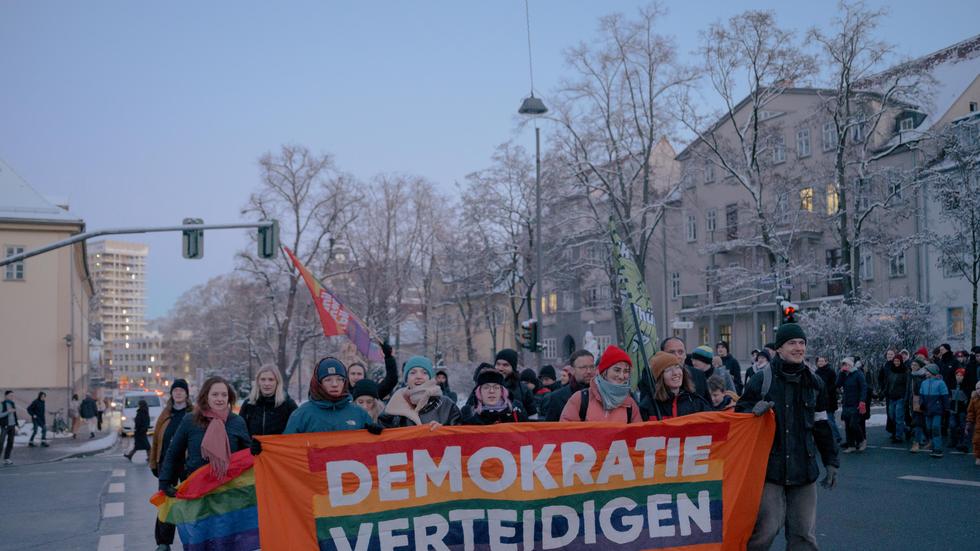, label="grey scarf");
[595,375,631,411]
